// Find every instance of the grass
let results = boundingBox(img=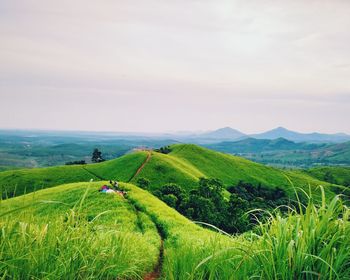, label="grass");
[123,183,350,279]
[0,182,160,279]
[0,152,147,198]
[167,144,334,195]
[0,144,337,201]
[305,166,350,186]
[1,181,349,279]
